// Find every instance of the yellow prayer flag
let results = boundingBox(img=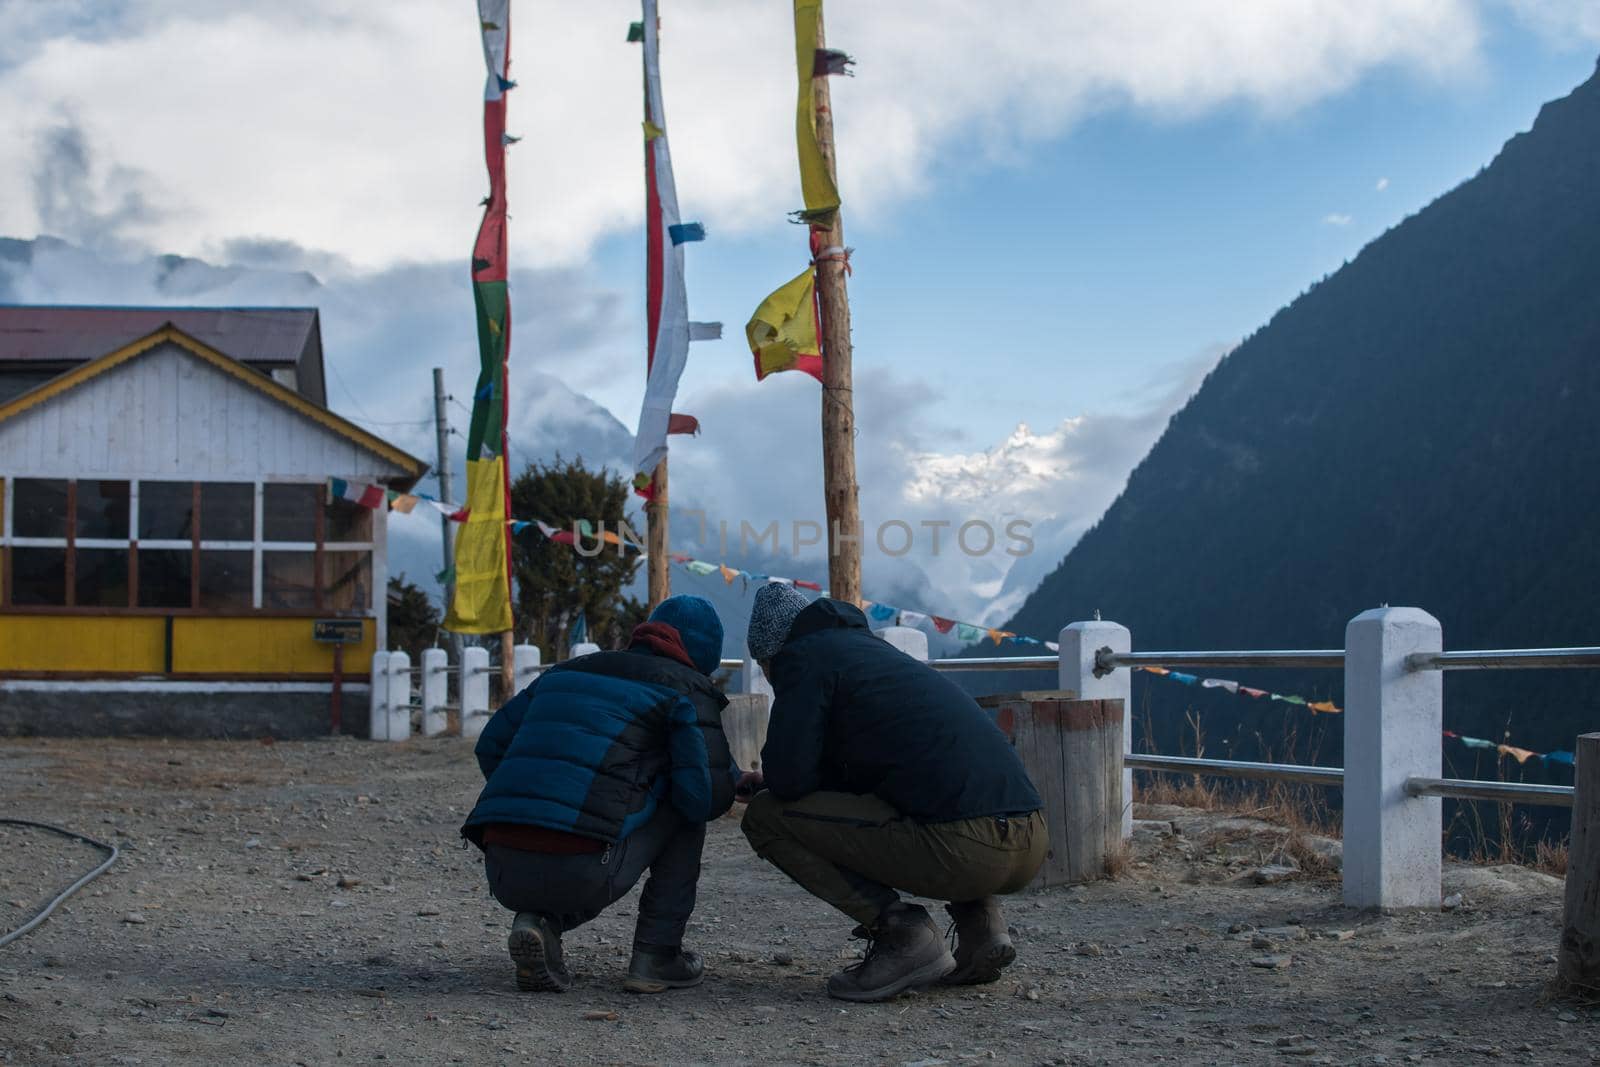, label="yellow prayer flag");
[792,0,840,223]
[444,456,513,634]
[746,268,822,381]
[390,494,419,514]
